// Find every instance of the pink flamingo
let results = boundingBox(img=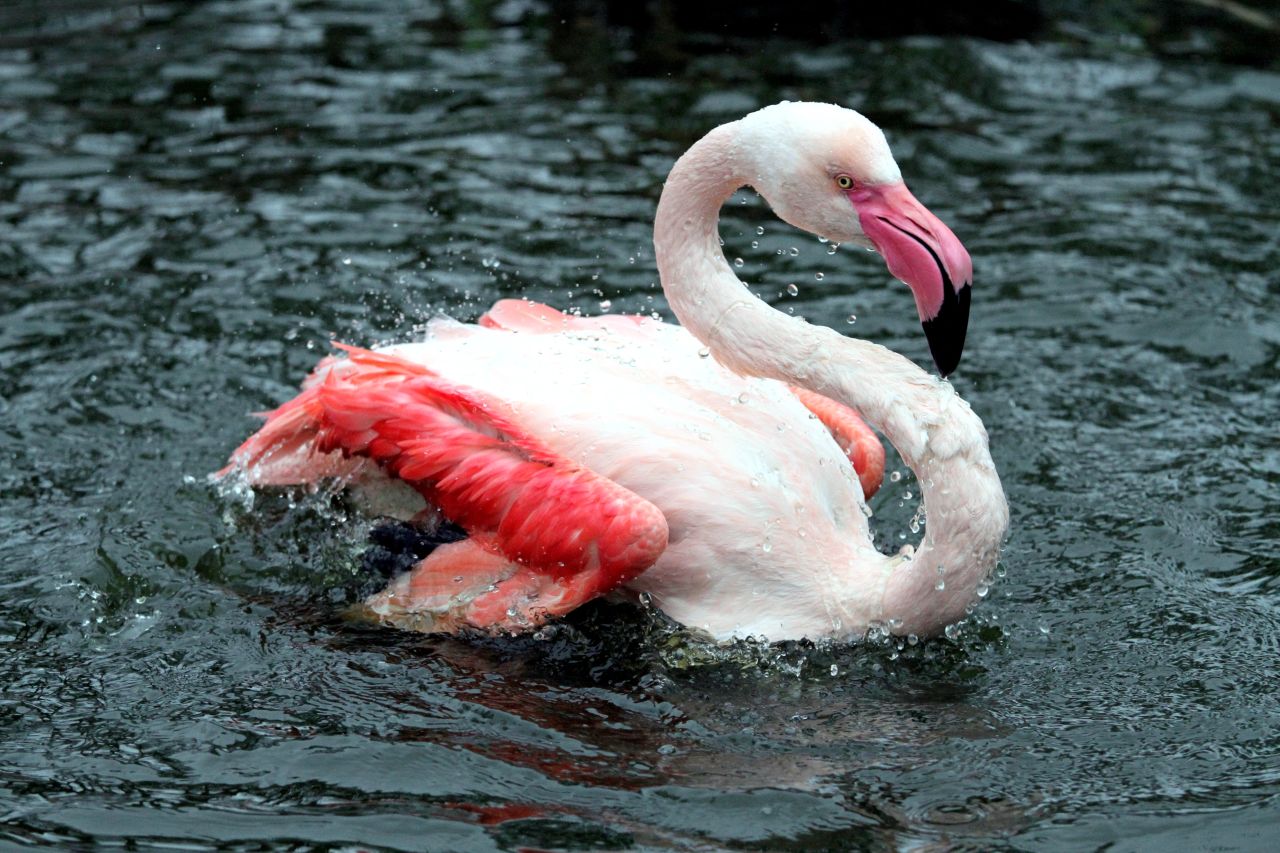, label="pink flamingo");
[222,102,1009,641]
